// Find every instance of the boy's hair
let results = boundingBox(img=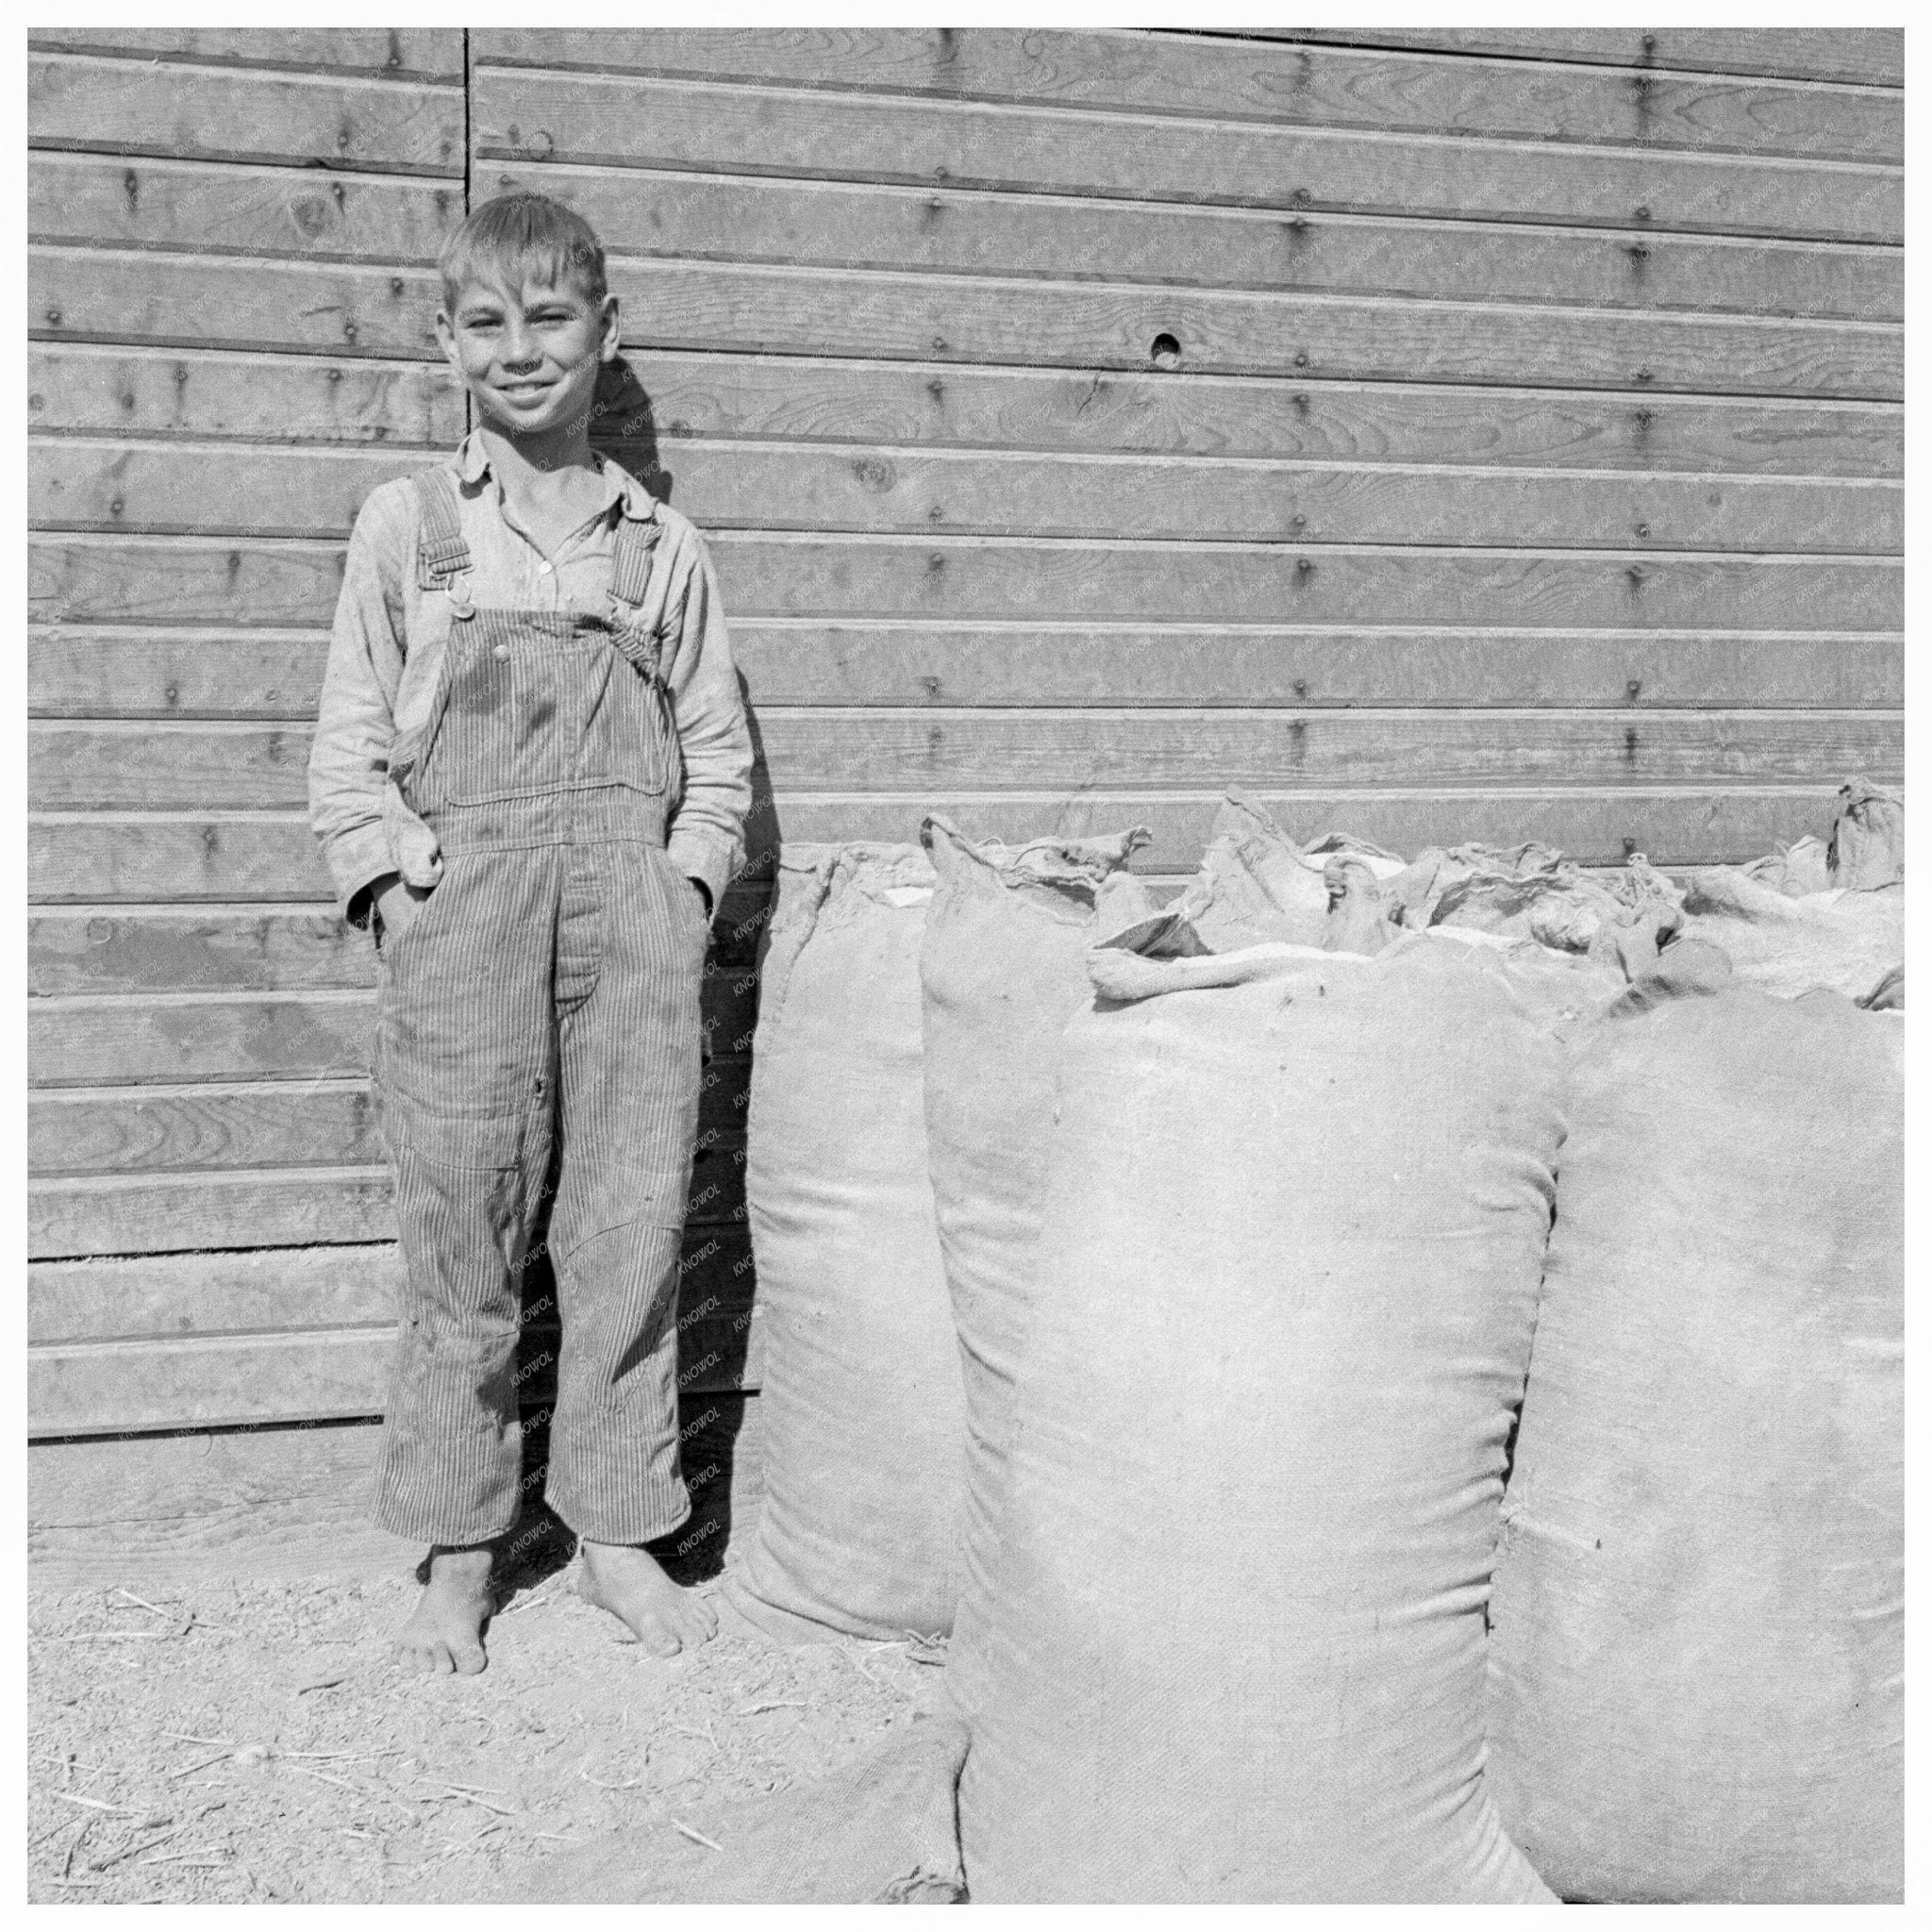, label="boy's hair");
[438,192,608,309]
